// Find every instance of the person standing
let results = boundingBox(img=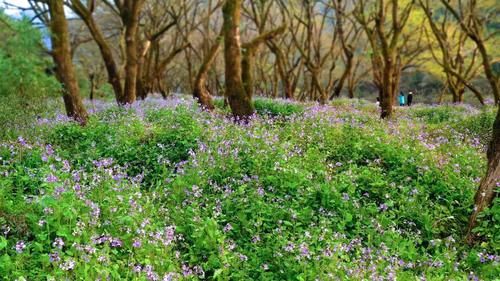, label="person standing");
[407,91,413,106]
[399,91,405,106]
